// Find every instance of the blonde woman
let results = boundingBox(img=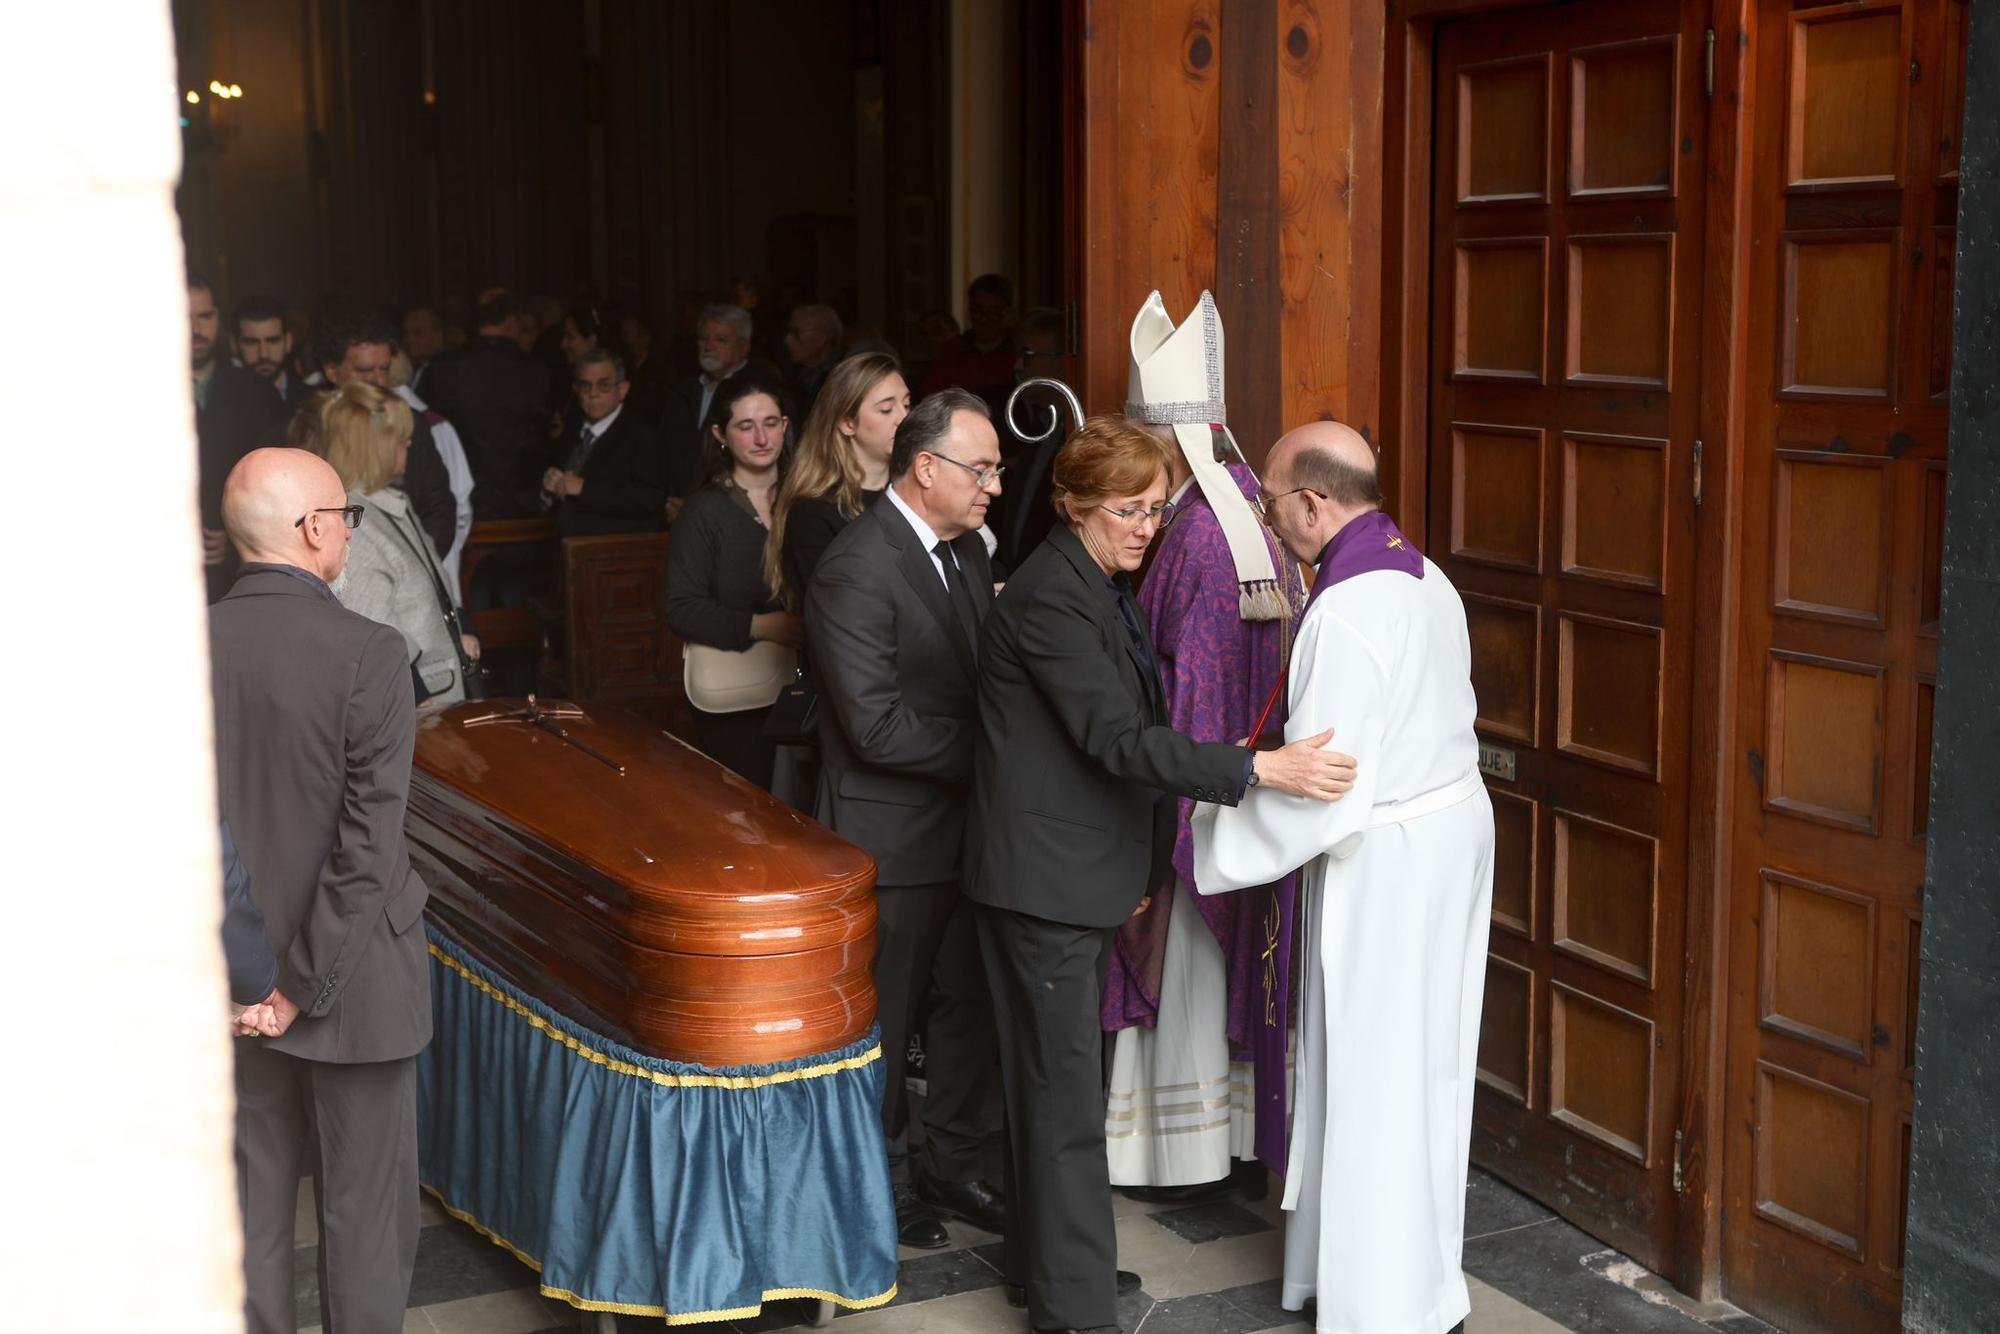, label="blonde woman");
[763,350,909,609]
[323,380,480,707]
